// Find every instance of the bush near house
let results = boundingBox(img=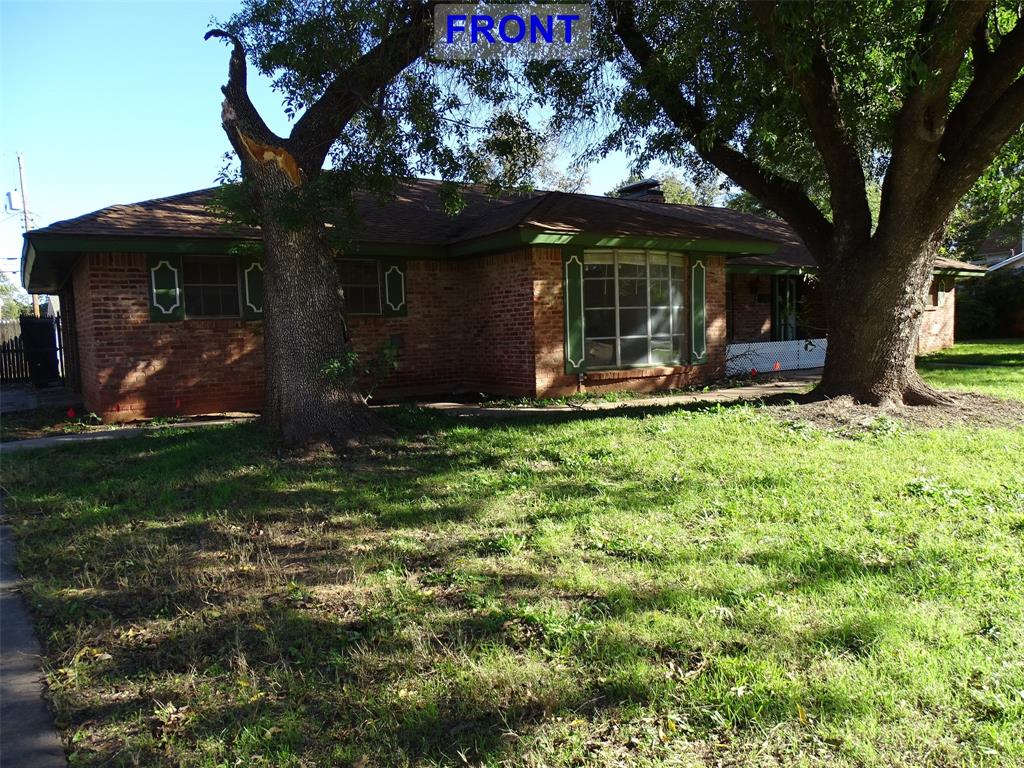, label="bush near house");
[2,343,1023,767]
[956,270,1024,339]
